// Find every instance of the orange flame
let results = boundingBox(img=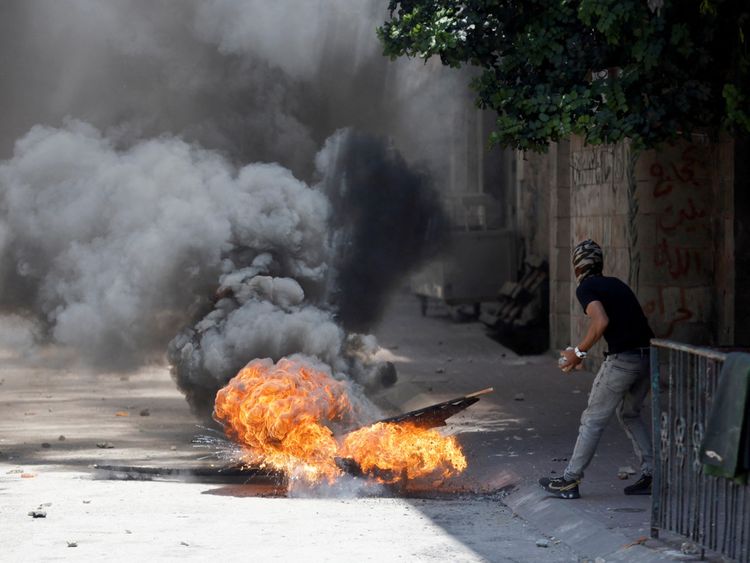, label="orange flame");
[341,422,467,482]
[213,358,467,485]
